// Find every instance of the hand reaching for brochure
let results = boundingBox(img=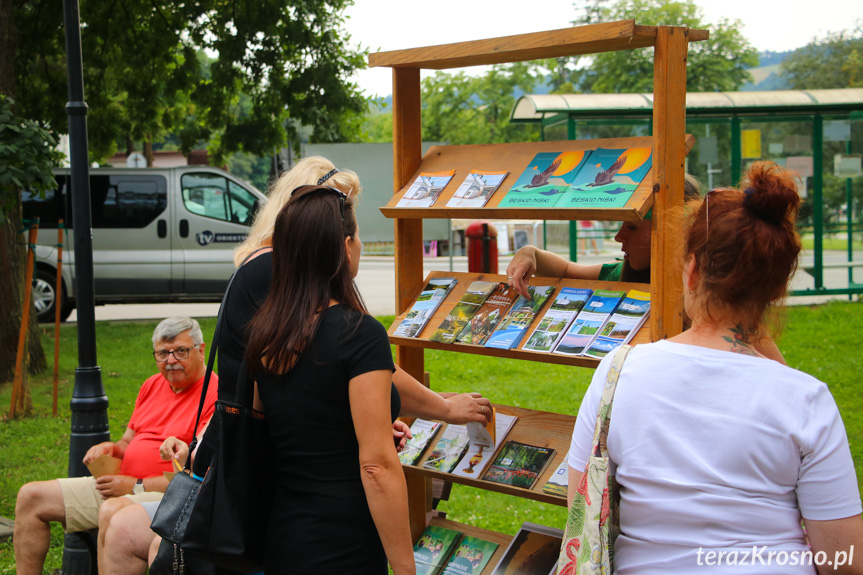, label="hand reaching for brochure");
[392,420,412,452]
[507,246,538,299]
[440,392,493,425]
